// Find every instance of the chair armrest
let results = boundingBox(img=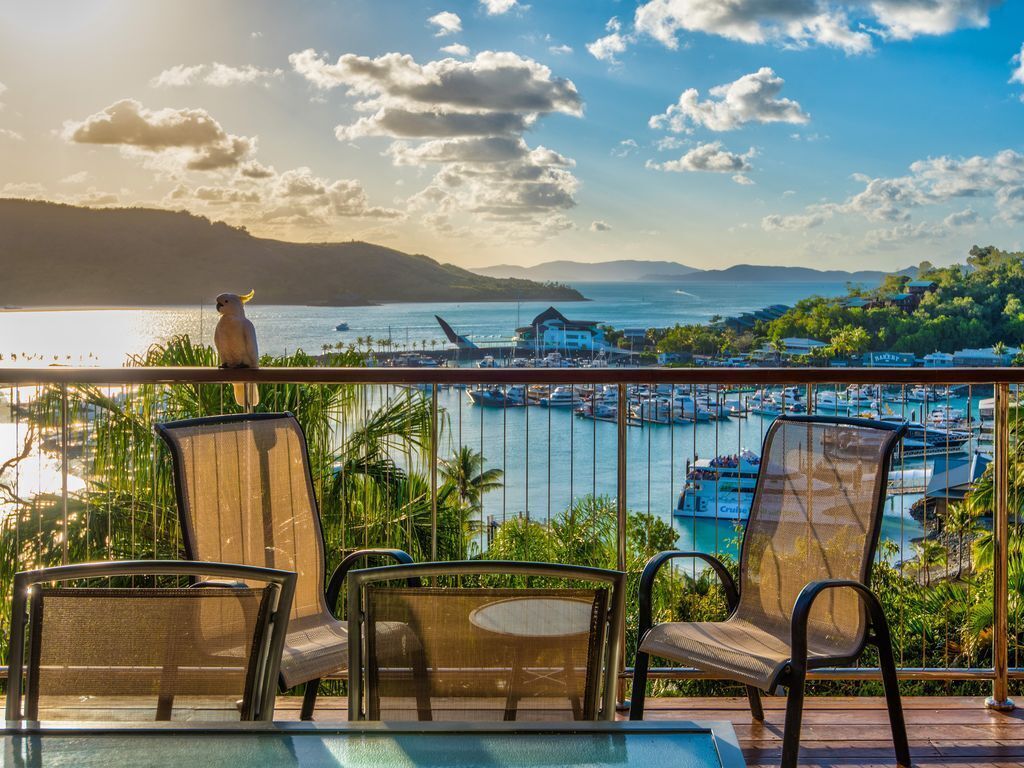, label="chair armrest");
[189,579,248,589]
[790,579,890,667]
[638,551,739,640]
[325,549,414,618]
